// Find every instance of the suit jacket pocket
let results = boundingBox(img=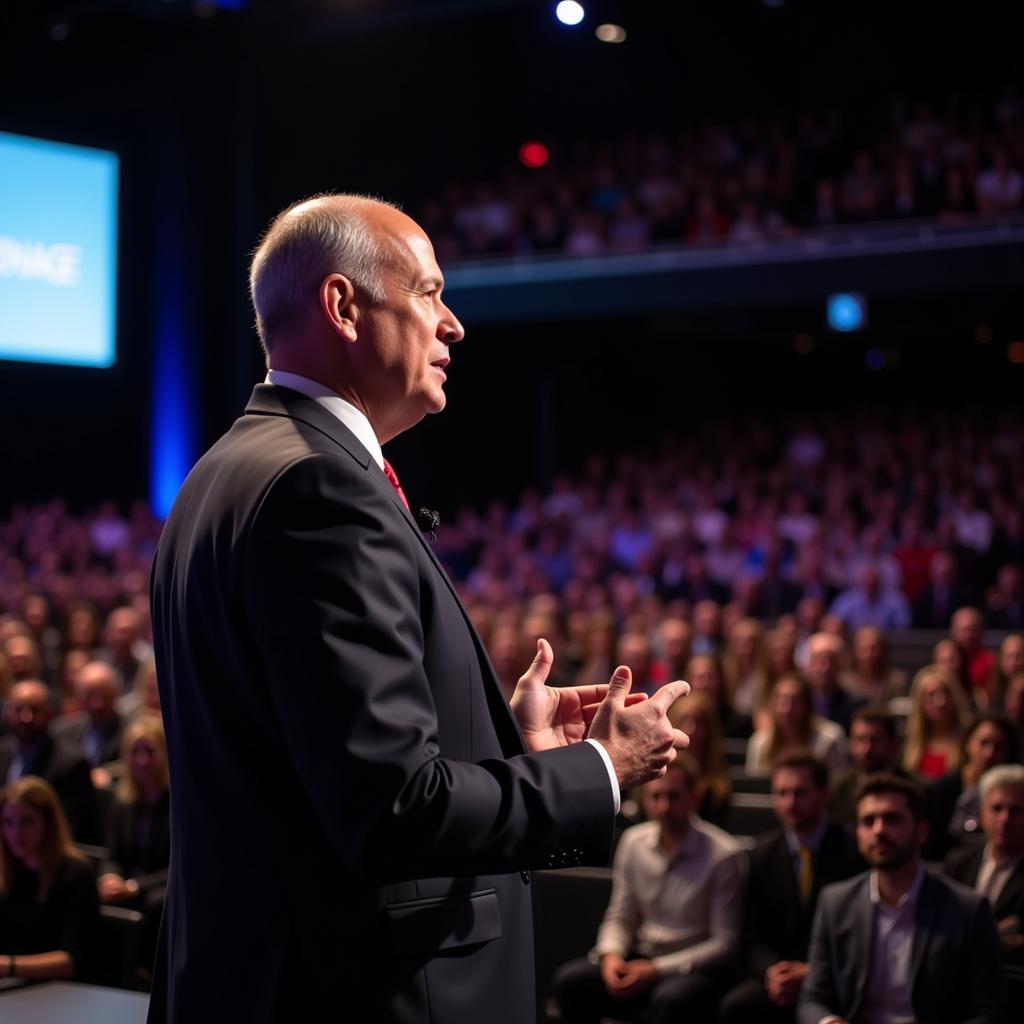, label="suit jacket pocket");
[385,888,502,956]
